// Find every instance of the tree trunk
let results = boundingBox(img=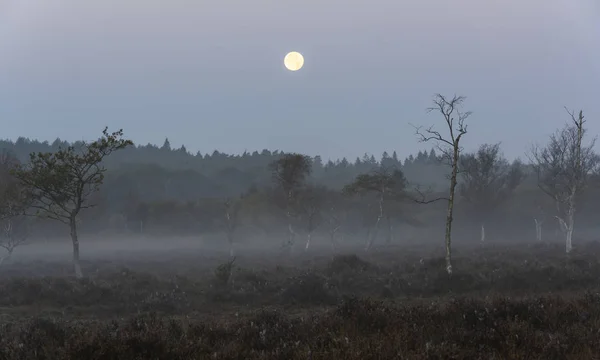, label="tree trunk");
[287,222,296,251]
[444,149,459,276]
[366,197,384,251]
[534,219,543,242]
[480,223,485,247]
[69,216,83,279]
[566,206,575,254]
[555,215,571,253]
[386,215,393,245]
[366,216,381,251]
[305,232,312,251]
[227,232,235,257]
